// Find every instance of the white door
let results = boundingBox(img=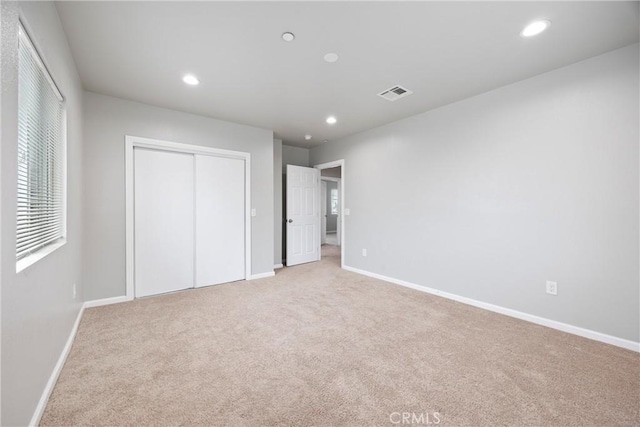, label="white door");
[195,155,245,287]
[286,165,320,266]
[321,180,327,245]
[134,148,194,297]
